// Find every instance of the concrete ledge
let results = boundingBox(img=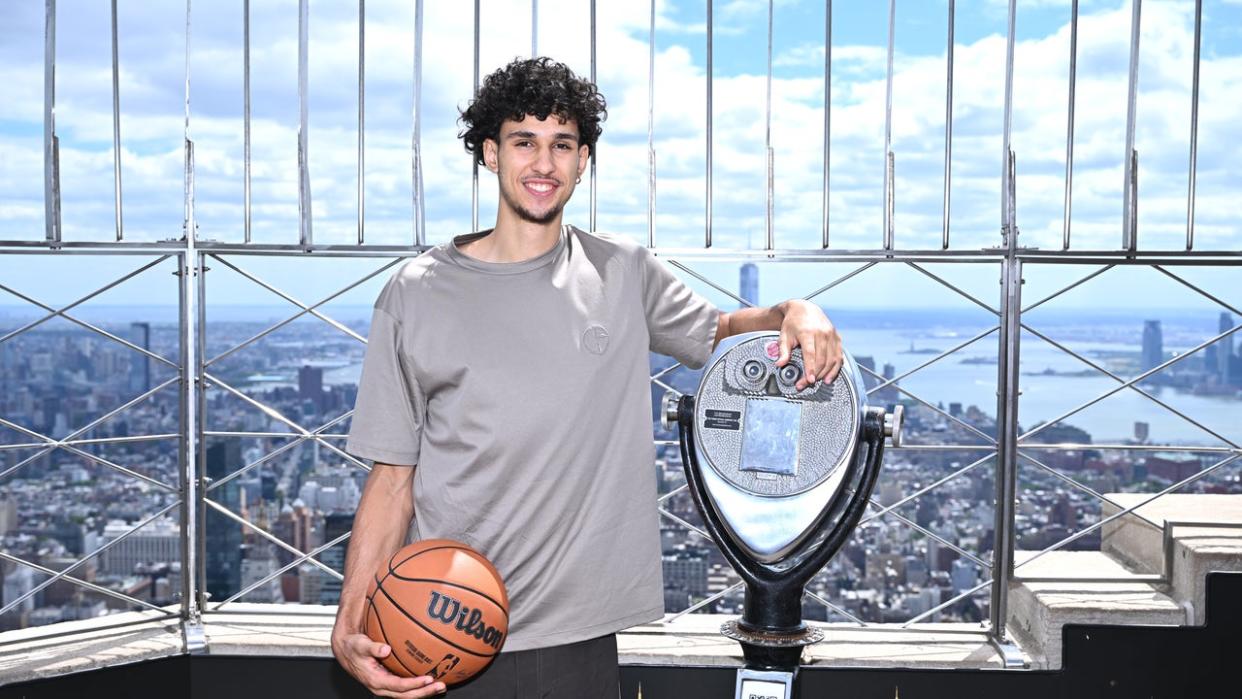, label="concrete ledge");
[202,606,1007,670]
[0,609,183,686]
[1170,530,1242,625]
[1103,493,1242,624]
[624,616,1004,670]
[0,604,1006,686]
[1007,551,1184,670]
[200,604,337,658]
